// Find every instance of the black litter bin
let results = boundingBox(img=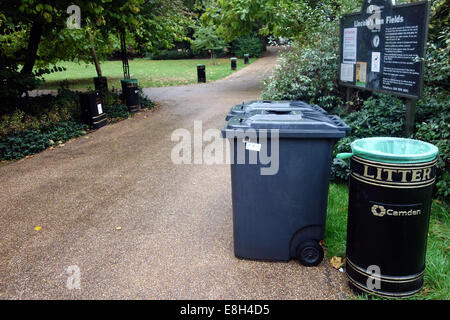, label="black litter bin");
[226,100,328,121]
[121,79,140,112]
[222,110,349,265]
[244,54,249,64]
[79,91,107,130]
[197,64,206,83]
[338,137,439,298]
[231,57,237,70]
